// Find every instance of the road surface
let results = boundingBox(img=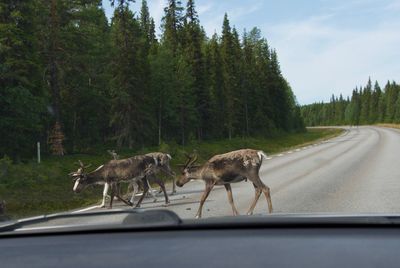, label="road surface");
[75,126,400,219]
